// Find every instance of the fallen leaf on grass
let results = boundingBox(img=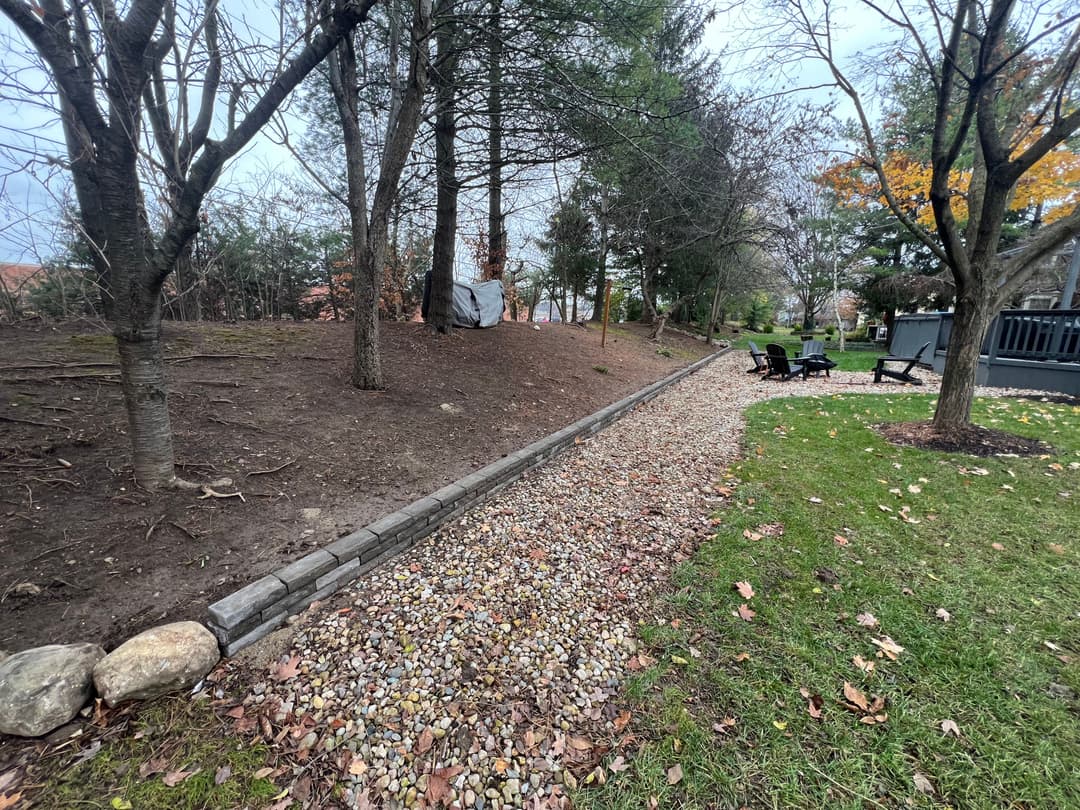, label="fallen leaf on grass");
[567,735,592,751]
[613,710,631,732]
[670,655,689,666]
[898,506,920,524]
[834,534,850,546]
[799,689,824,719]
[991,542,1005,551]
[138,757,168,778]
[772,720,787,730]
[743,529,764,542]
[214,765,231,785]
[162,769,199,787]
[808,496,823,504]
[1043,641,1063,652]
[907,484,922,494]
[913,771,935,795]
[253,766,276,780]
[856,612,878,628]
[878,504,893,513]
[734,652,751,662]
[734,581,755,599]
[757,522,785,536]
[0,795,23,810]
[109,800,132,810]
[666,764,683,785]
[935,608,952,622]
[737,604,756,622]
[608,755,630,773]
[870,636,904,660]
[1048,543,1065,555]
[853,655,875,673]
[712,717,737,734]
[843,682,870,711]
[940,719,960,737]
